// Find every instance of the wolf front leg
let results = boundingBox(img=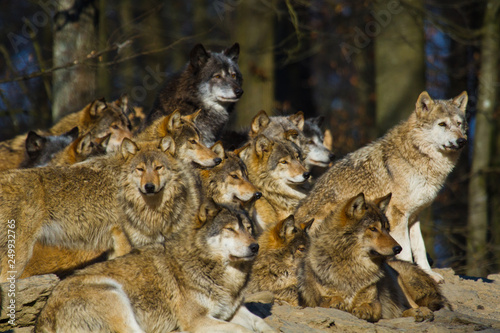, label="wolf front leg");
[230,305,277,333]
[409,220,444,284]
[387,206,412,262]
